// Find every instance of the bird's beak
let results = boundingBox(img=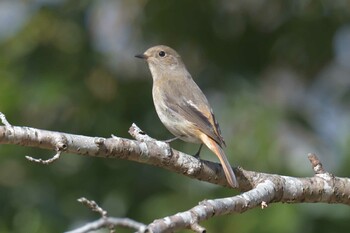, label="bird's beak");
[135,53,148,59]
